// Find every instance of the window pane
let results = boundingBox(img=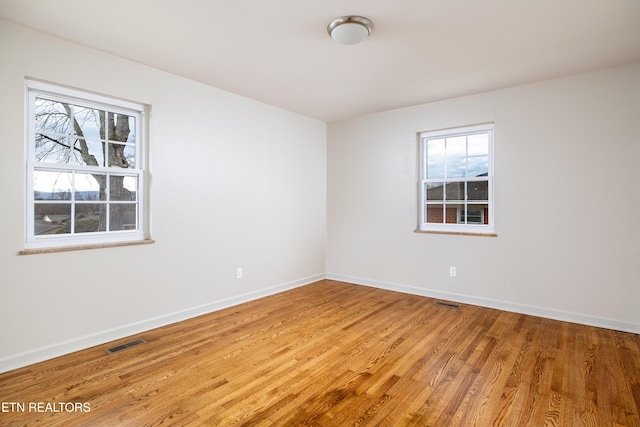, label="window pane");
[427,138,445,159]
[110,176,137,201]
[446,158,466,178]
[35,98,69,136]
[427,160,445,179]
[34,203,70,235]
[446,136,466,158]
[426,182,444,200]
[104,113,133,143]
[72,105,102,142]
[110,204,137,231]
[468,133,488,156]
[75,138,105,167]
[35,135,73,164]
[124,116,136,144]
[468,156,488,177]
[445,182,465,201]
[75,173,105,200]
[426,204,443,224]
[34,170,72,200]
[108,143,135,168]
[446,205,461,224]
[75,204,106,233]
[124,144,135,168]
[467,181,489,202]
